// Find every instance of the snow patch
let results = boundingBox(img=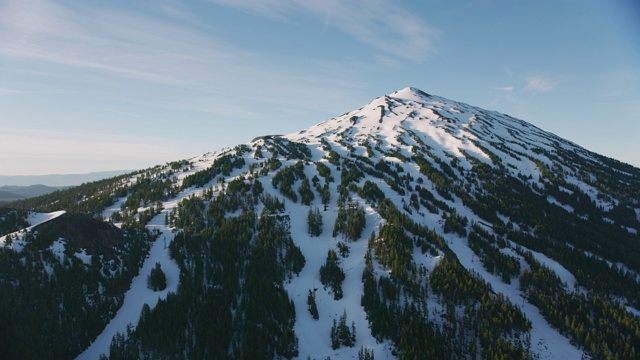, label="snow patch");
[547,196,574,213]
[75,249,92,266]
[50,238,67,263]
